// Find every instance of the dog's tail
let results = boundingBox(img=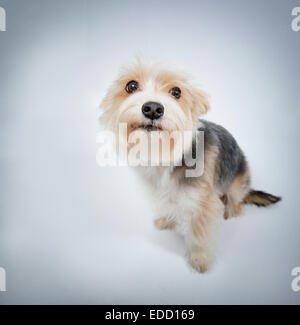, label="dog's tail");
[243,190,281,207]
